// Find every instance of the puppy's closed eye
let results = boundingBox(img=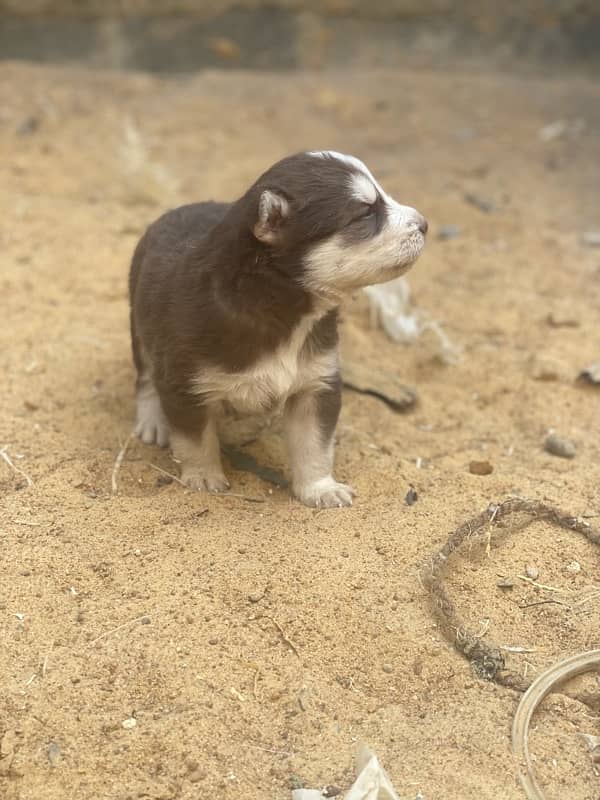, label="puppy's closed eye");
[350,203,377,223]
